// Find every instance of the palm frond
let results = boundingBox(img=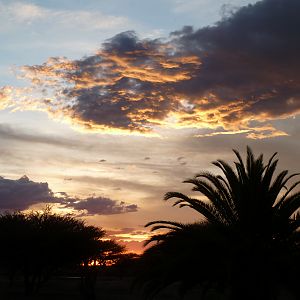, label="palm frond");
[187,173,236,223]
[275,179,300,209]
[164,191,225,224]
[262,159,278,193]
[233,148,247,181]
[145,220,184,228]
[277,191,300,218]
[268,170,289,203]
[246,146,255,175]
